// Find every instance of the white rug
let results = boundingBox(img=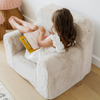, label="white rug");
[0,81,14,100]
